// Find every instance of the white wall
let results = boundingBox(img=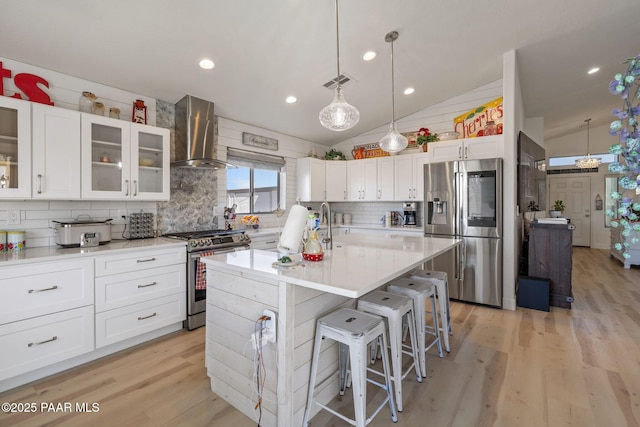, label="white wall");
[544,122,614,250]
[215,117,326,229]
